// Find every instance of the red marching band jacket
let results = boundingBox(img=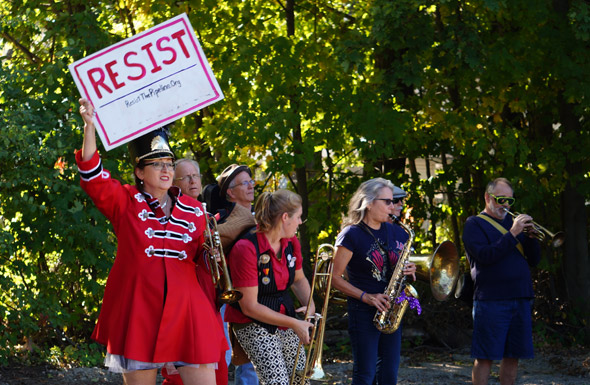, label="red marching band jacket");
[76,150,227,365]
